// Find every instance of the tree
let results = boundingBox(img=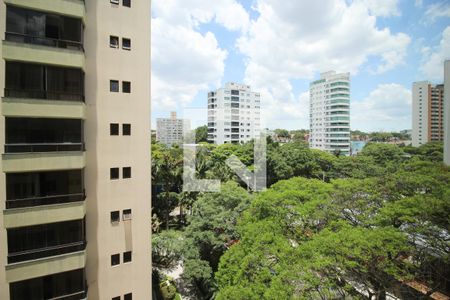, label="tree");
[274,128,290,138]
[182,181,252,297]
[195,125,208,143]
[152,230,184,269]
